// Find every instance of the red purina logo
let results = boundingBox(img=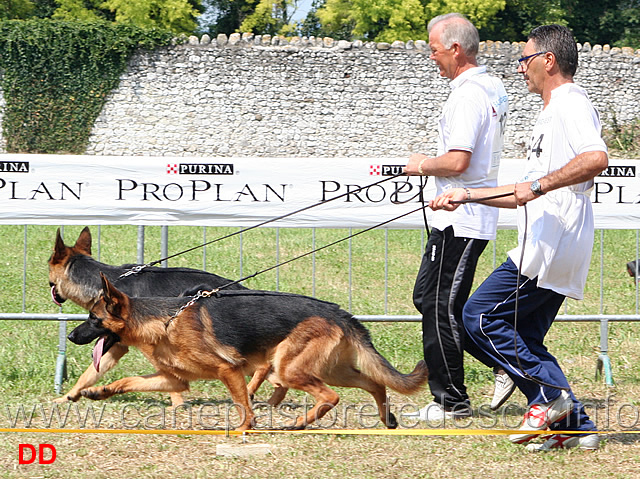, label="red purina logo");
[18,444,57,464]
[369,165,404,176]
